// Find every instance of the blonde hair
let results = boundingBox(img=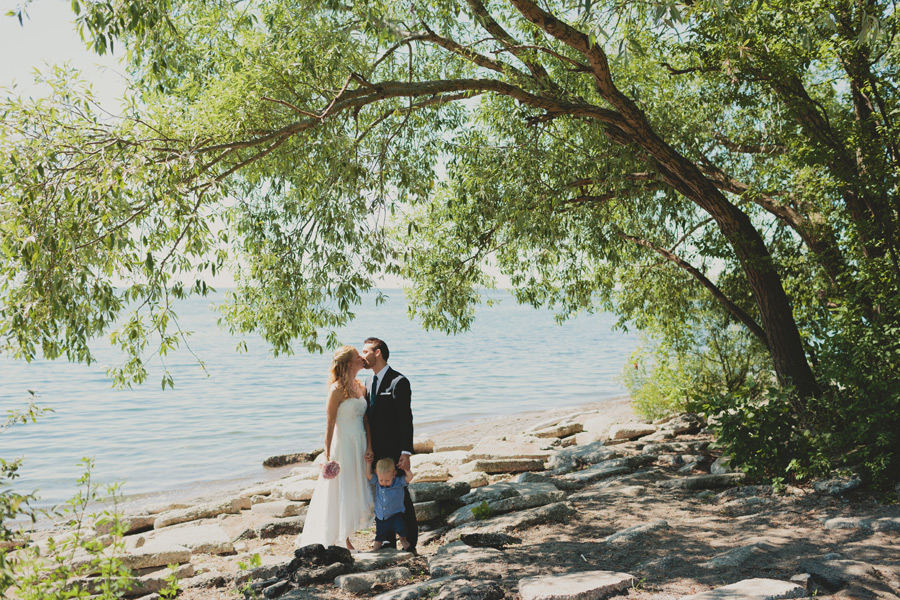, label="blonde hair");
[375,458,396,475]
[329,345,358,399]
